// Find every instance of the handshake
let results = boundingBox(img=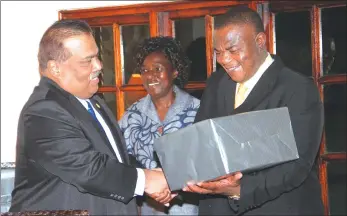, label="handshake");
[143,168,243,206]
[143,168,177,206]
